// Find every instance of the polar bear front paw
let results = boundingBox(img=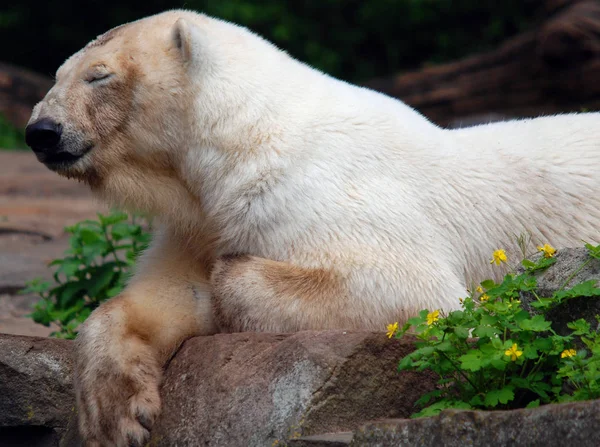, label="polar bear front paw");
[74,309,162,446]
